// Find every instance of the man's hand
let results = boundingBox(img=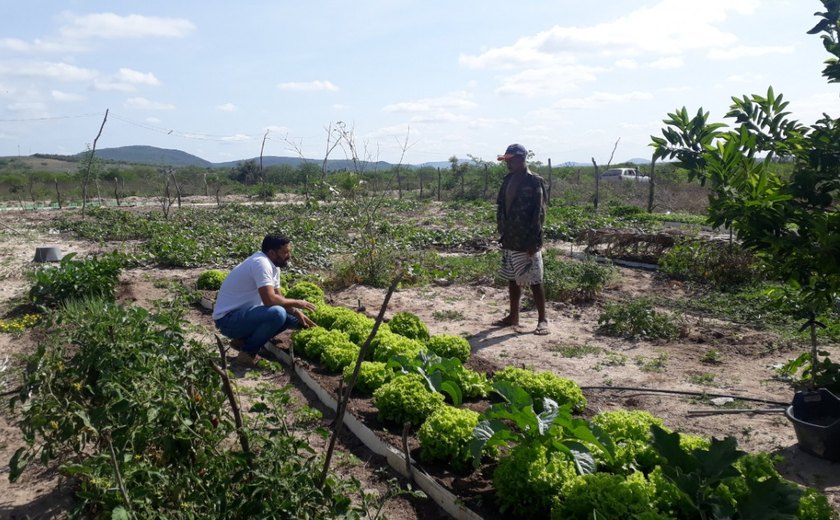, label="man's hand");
[293,309,317,328]
[295,299,317,312]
